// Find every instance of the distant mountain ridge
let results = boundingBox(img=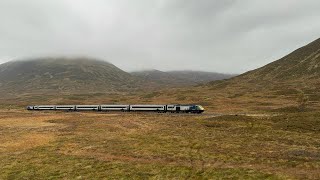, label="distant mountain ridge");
[0,57,232,95]
[0,57,139,94]
[131,70,235,87]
